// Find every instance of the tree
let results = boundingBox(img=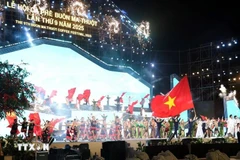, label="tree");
[0,61,35,119]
